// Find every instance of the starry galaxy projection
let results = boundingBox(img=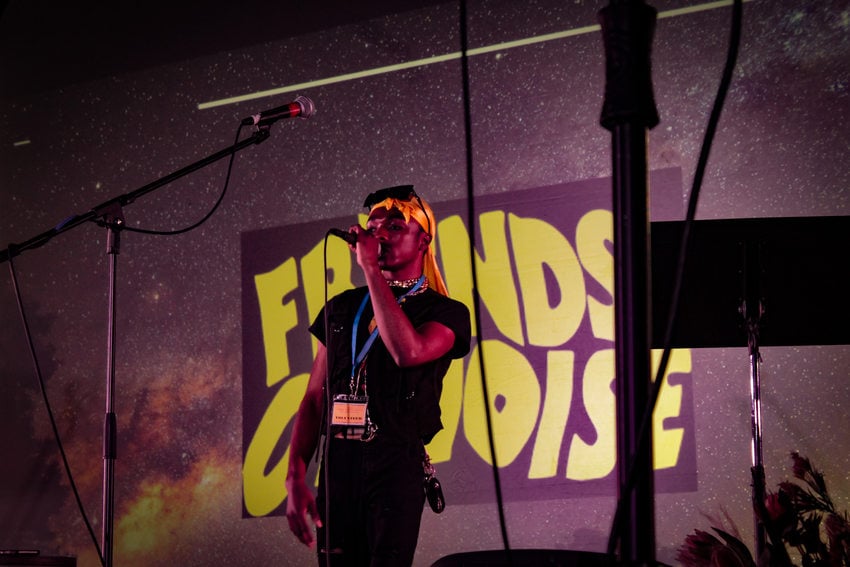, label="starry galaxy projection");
[1,1,849,566]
